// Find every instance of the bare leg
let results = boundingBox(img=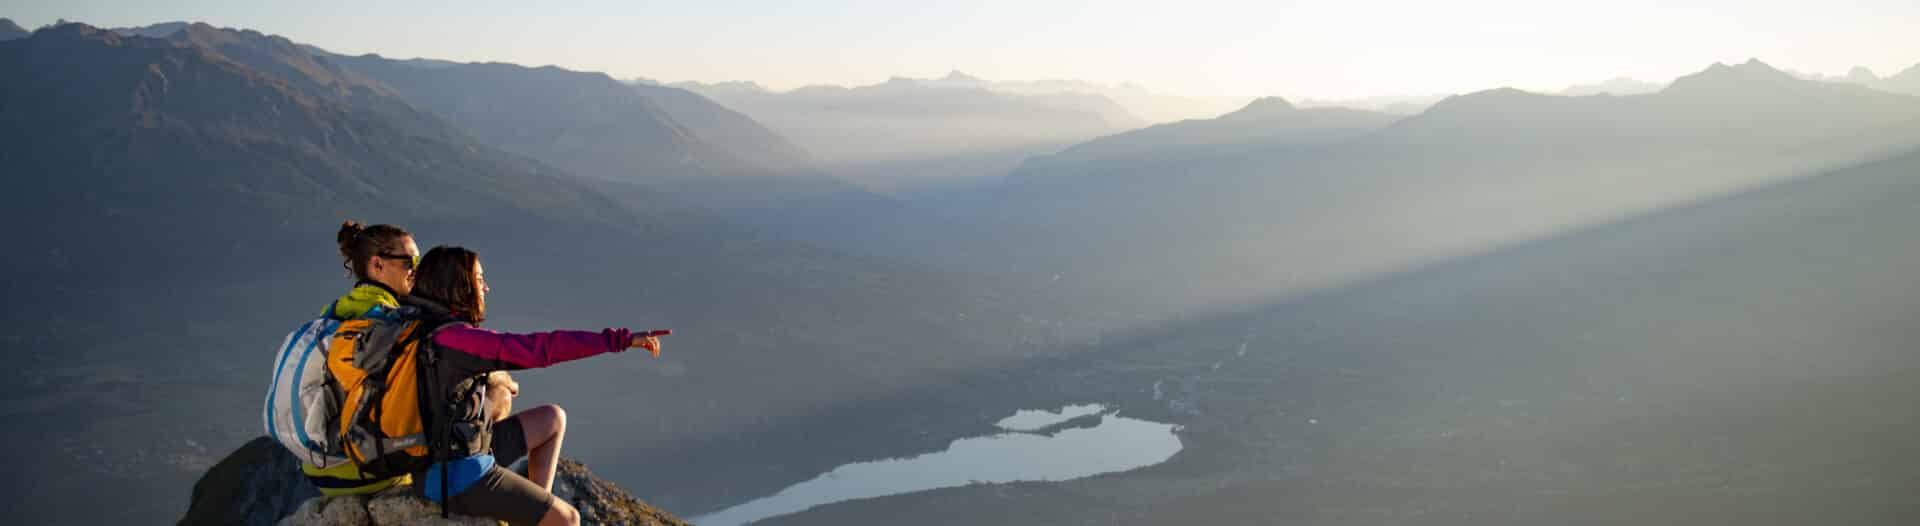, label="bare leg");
[514,404,567,491]
[536,497,580,526]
